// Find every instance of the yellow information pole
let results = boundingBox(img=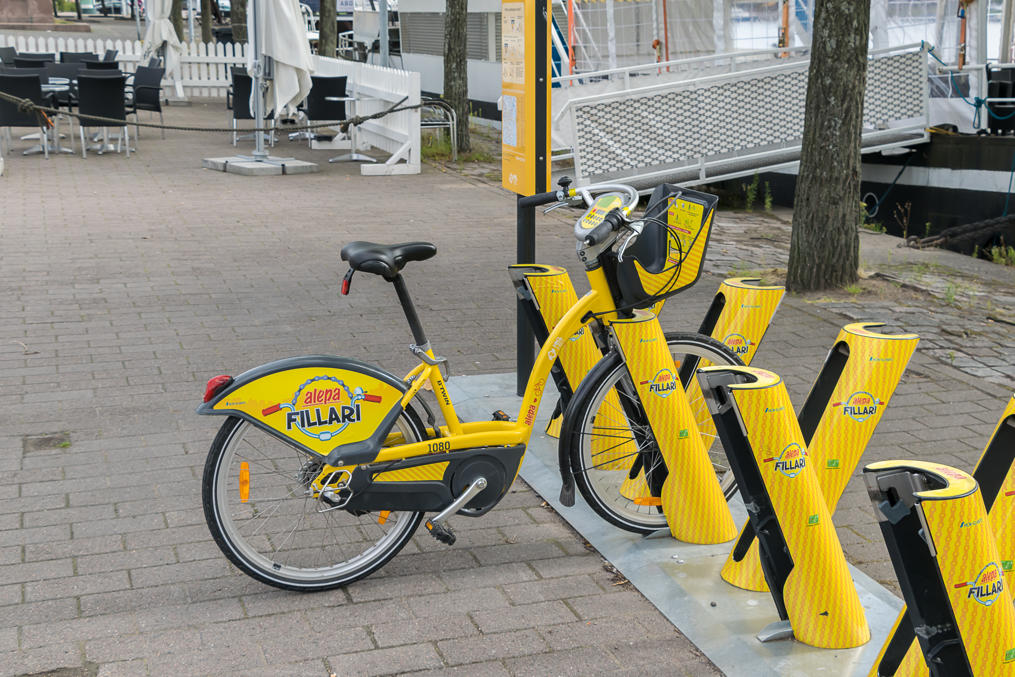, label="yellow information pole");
[503,0,554,395]
[869,395,1015,677]
[865,460,1015,676]
[501,0,552,196]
